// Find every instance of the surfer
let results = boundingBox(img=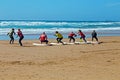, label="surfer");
[78,30,87,42]
[7,28,16,44]
[54,31,64,44]
[68,32,77,43]
[91,30,98,42]
[17,29,24,46]
[39,32,48,44]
